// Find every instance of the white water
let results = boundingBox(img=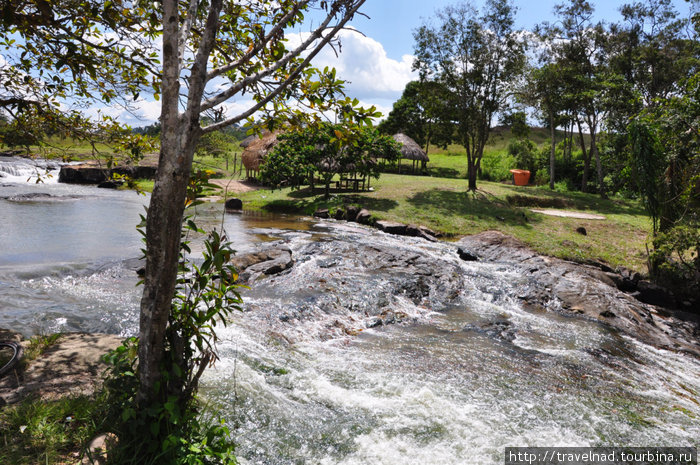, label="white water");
[201,223,700,464]
[1,157,698,464]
